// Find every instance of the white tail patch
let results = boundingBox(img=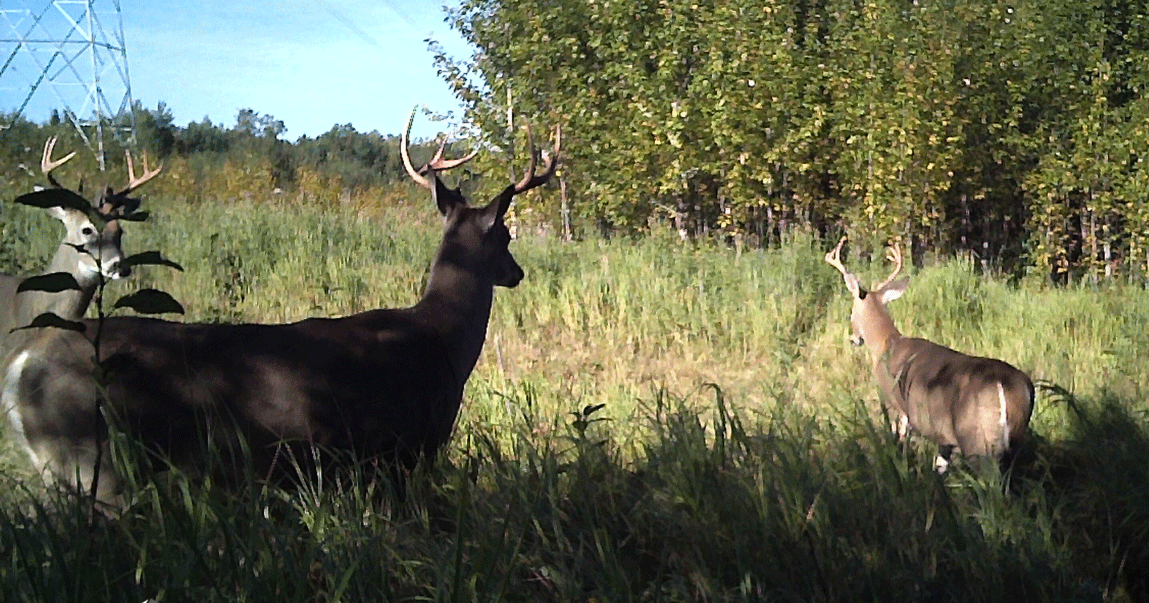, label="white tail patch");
[2,350,40,467]
[997,381,1009,451]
